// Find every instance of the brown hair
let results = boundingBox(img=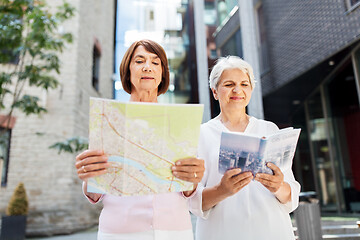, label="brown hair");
[120,39,170,95]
